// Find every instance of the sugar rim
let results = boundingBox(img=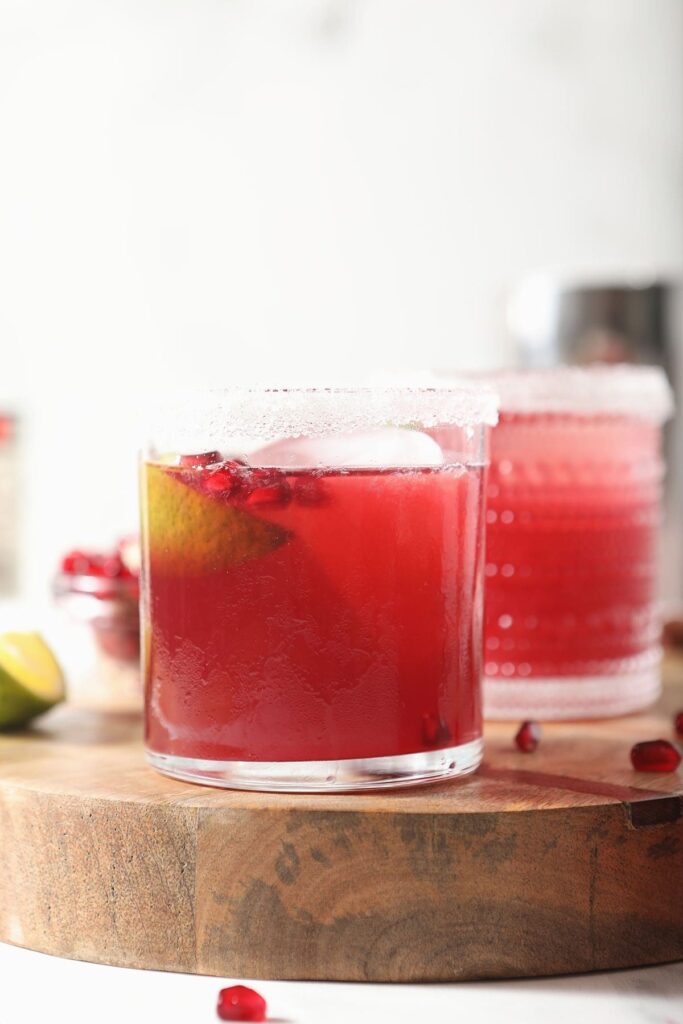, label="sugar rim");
[147,384,499,446]
[479,365,673,421]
